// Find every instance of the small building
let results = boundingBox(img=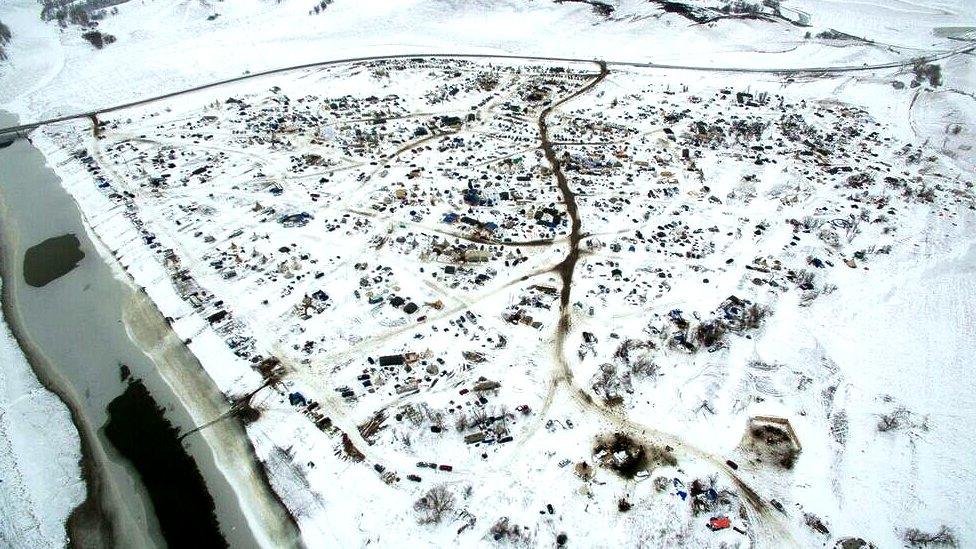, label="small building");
[464,432,486,444]
[463,249,490,263]
[288,392,307,406]
[379,354,405,366]
[279,212,313,227]
[207,310,228,324]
